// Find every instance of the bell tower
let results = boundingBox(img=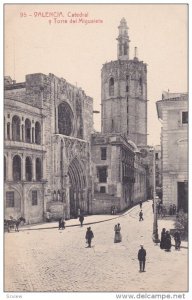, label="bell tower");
[101,19,148,146]
[117,18,130,60]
